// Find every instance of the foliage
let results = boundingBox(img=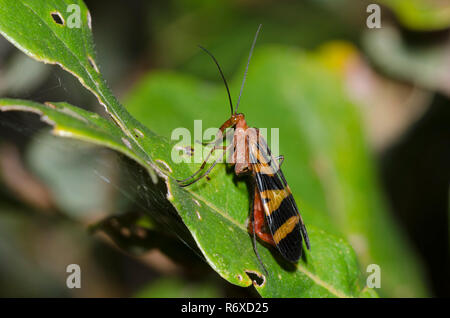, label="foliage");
[0,0,434,297]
